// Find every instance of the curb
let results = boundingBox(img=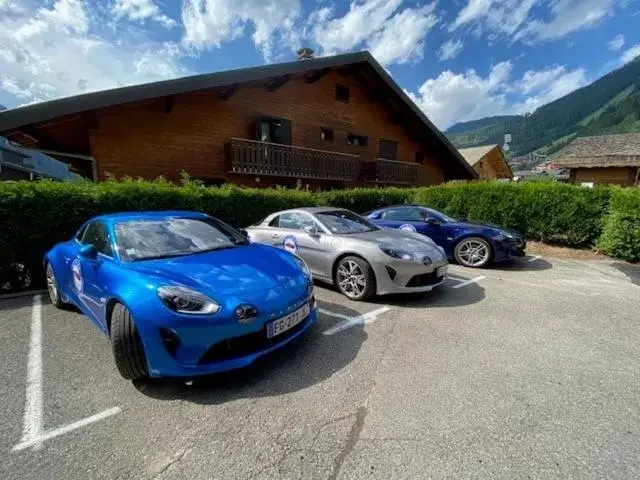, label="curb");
[0,289,47,300]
